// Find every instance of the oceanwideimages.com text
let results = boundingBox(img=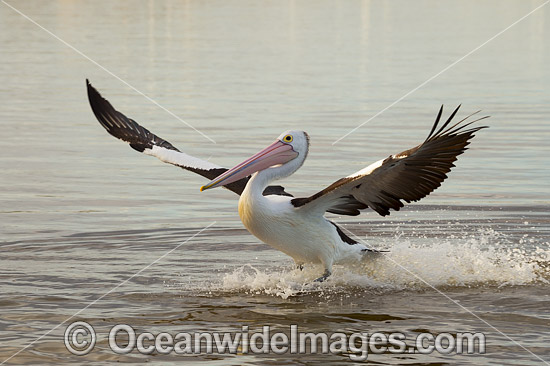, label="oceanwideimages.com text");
[64,321,486,361]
